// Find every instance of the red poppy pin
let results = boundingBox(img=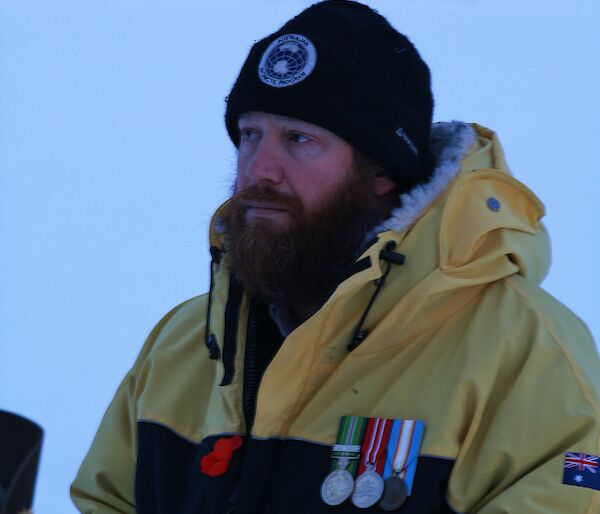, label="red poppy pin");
[200,435,244,477]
